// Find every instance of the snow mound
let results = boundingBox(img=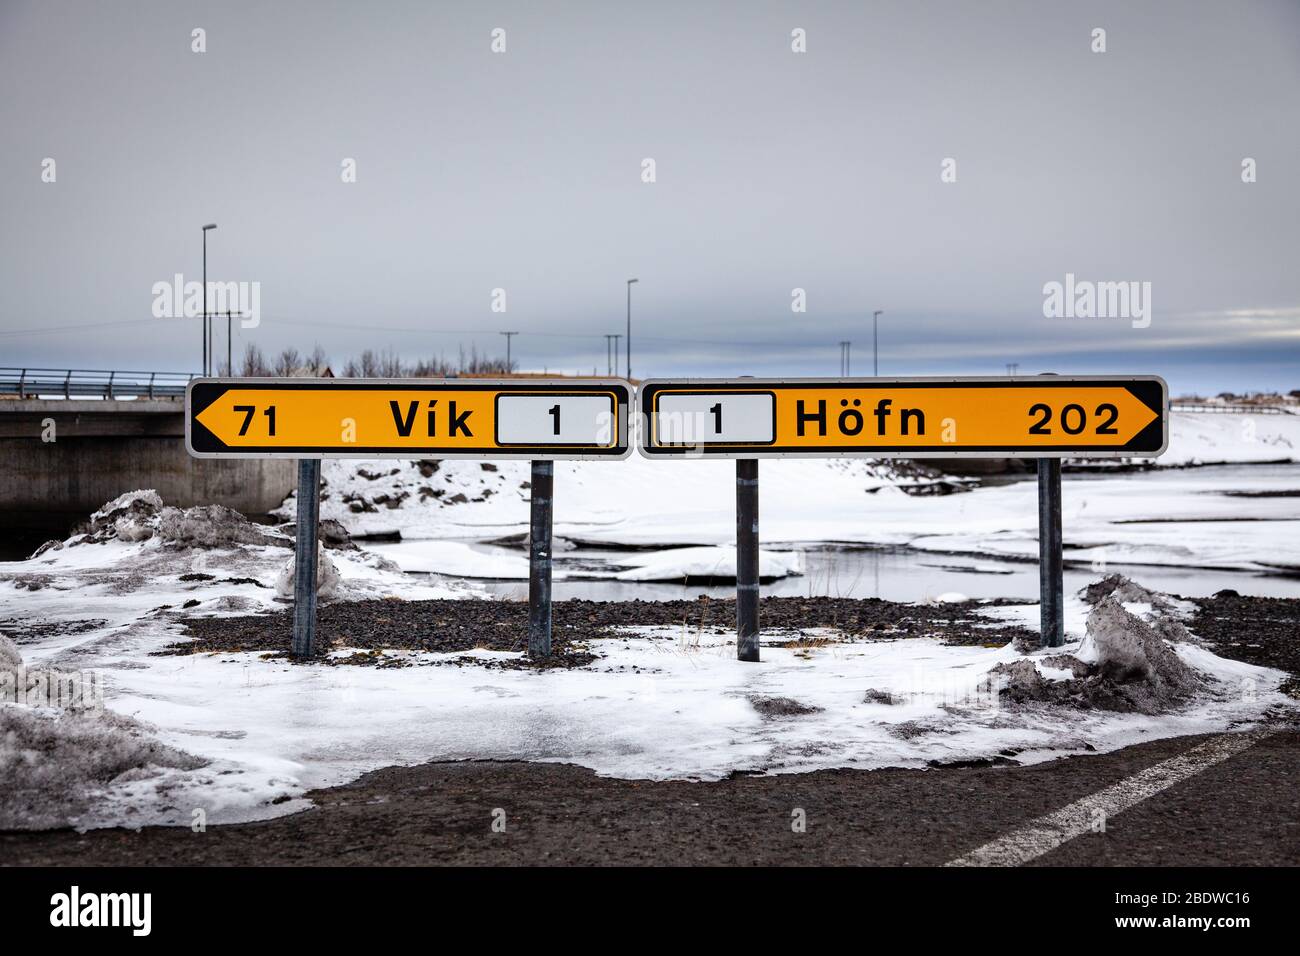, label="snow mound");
[274,545,343,601]
[0,633,21,674]
[0,704,207,830]
[57,490,288,552]
[989,581,1218,714]
[0,637,207,831]
[1083,596,1199,695]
